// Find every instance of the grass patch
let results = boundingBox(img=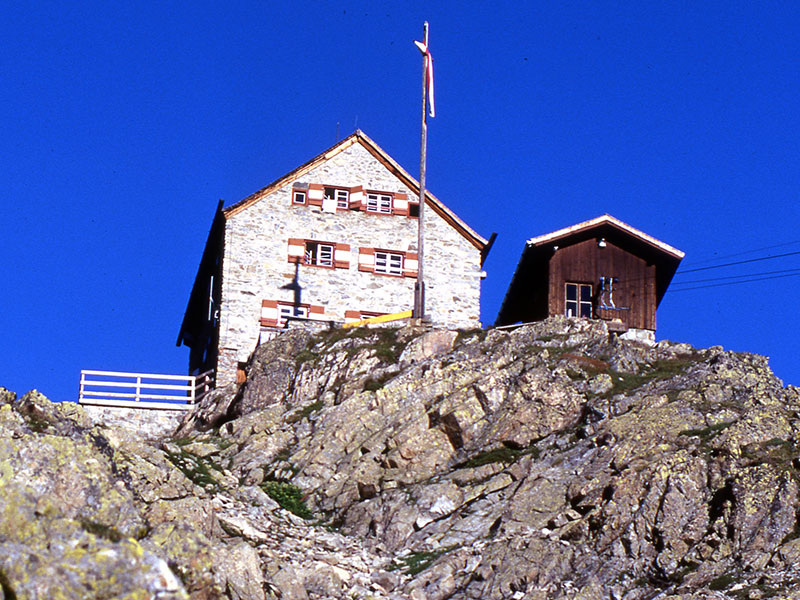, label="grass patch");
[708,572,736,591]
[363,372,395,392]
[78,518,124,543]
[457,444,541,469]
[373,328,403,363]
[388,547,454,575]
[261,480,313,519]
[679,421,735,439]
[164,447,225,491]
[605,358,696,396]
[455,328,487,346]
[741,438,798,473]
[286,399,324,423]
[294,349,319,369]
